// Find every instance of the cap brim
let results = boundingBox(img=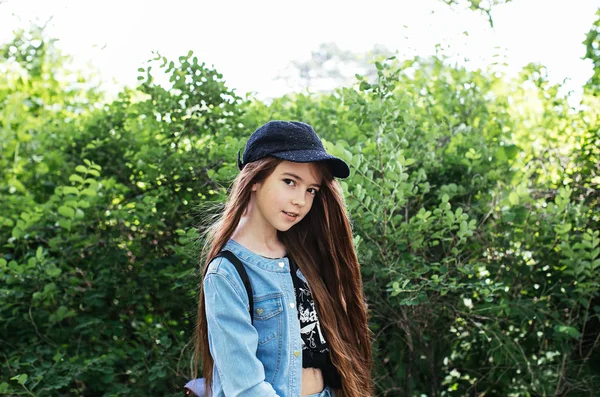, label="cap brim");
[271,150,350,179]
